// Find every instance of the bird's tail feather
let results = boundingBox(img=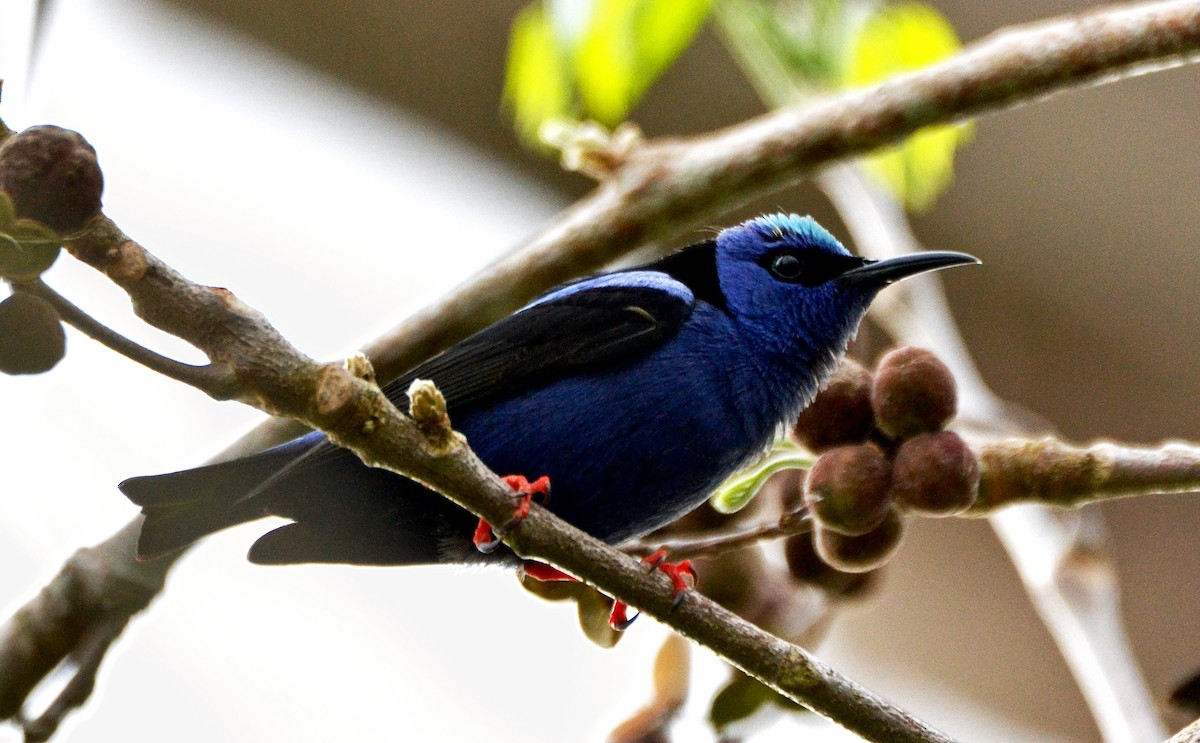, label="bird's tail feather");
[121,447,297,559]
